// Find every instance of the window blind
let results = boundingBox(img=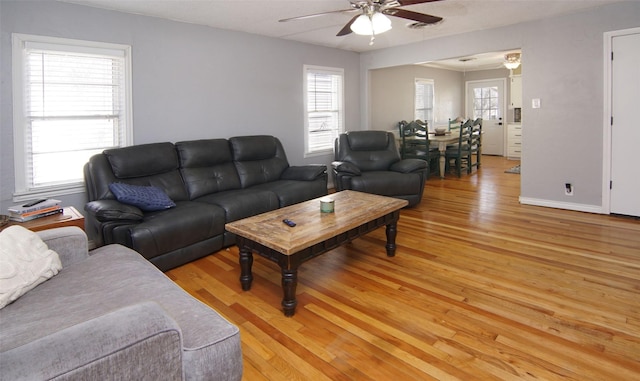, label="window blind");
[23,44,127,189]
[415,79,434,126]
[305,66,344,154]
